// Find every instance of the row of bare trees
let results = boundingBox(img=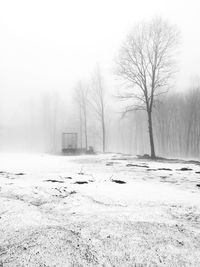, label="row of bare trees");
[154,85,200,158]
[118,81,200,158]
[74,68,107,152]
[71,18,182,157]
[28,17,182,156]
[40,17,200,159]
[34,17,200,159]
